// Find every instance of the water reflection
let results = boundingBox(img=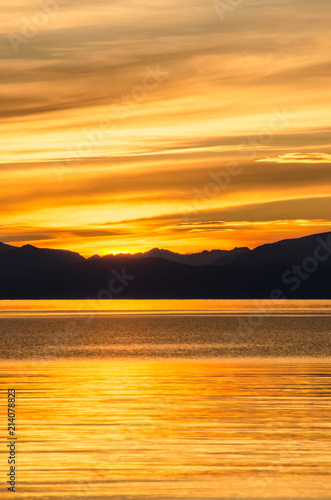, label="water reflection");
[0,358,330,499]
